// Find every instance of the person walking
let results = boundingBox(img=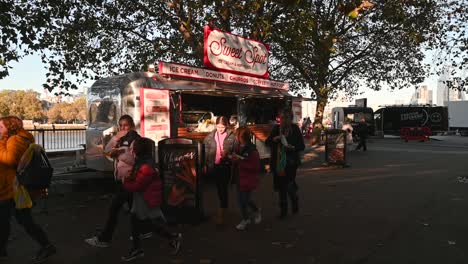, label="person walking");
[355,118,368,151]
[301,118,308,135]
[304,117,312,135]
[0,116,56,263]
[342,119,354,147]
[121,137,182,261]
[232,126,262,231]
[85,115,151,247]
[266,109,305,219]
[203,116,236,225]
